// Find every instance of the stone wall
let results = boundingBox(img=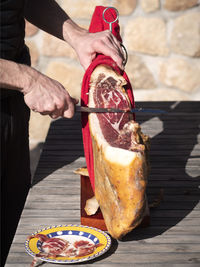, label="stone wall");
[26,0,200,143]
